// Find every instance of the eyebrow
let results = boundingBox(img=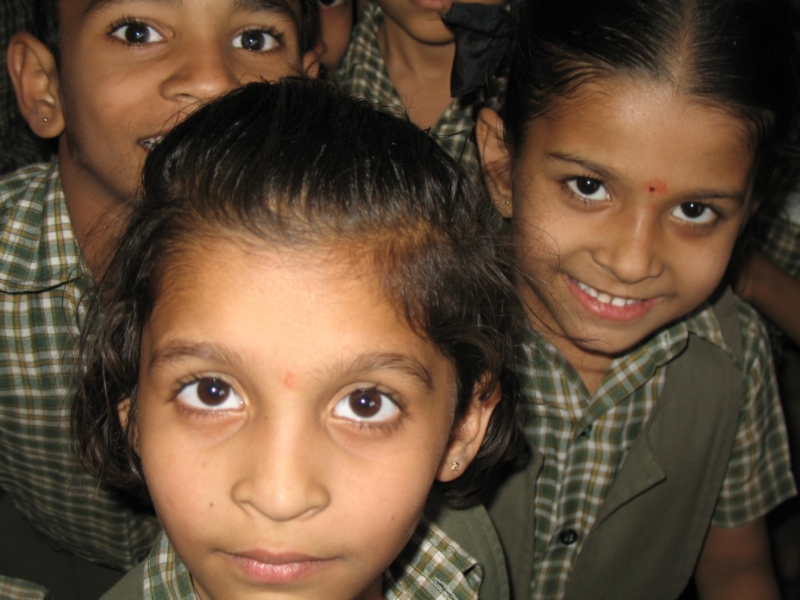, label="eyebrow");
[548,151,747,204]
[547,152,618,182]
[148,344,435,391]
[86,0,297,19]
